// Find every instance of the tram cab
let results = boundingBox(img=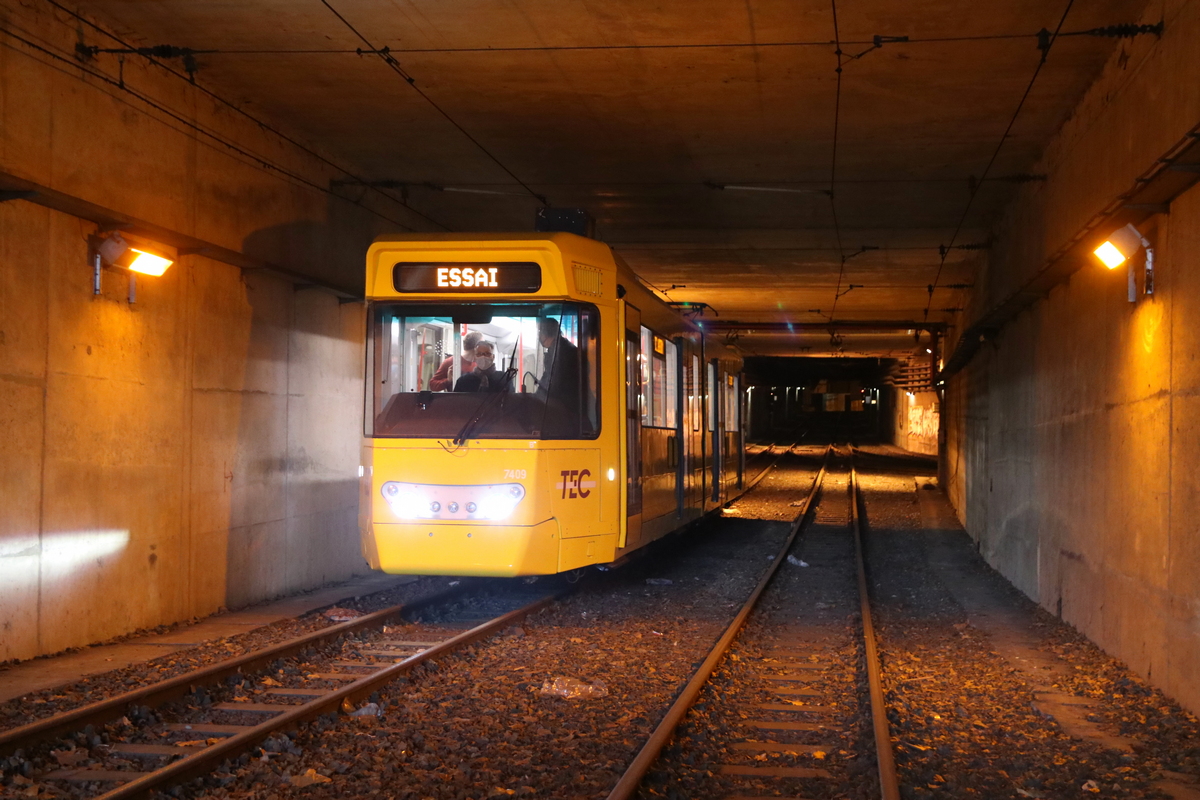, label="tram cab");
[360,233,744,577]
